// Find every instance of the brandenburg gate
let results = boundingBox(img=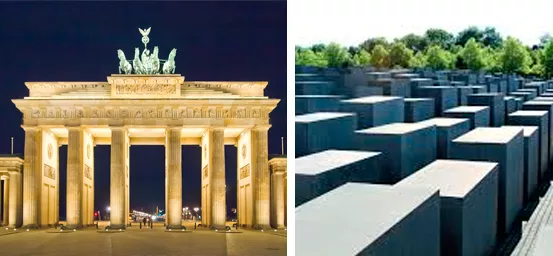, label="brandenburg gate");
[9,28,282,230]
